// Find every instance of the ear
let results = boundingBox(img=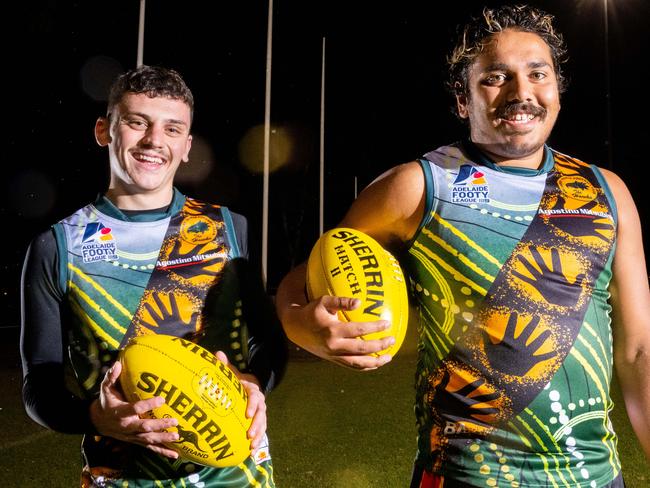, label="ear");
[181,135,193,163]
[94,117,111,146]
[456,92,469,119]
